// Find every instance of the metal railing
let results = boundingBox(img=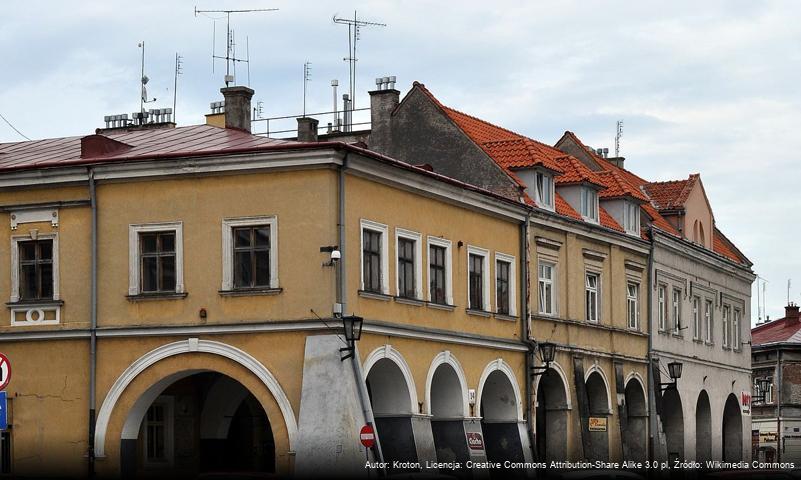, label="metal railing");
[251,107,370,138]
